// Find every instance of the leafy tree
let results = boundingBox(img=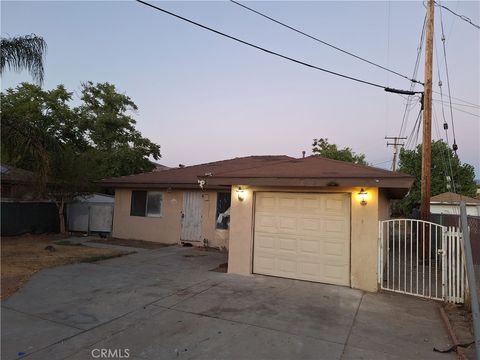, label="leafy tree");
[312,138,367,165]
[397,140,477,216]
[1,82,161,232]
[0,35,47,85]
[78,81,161,178]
